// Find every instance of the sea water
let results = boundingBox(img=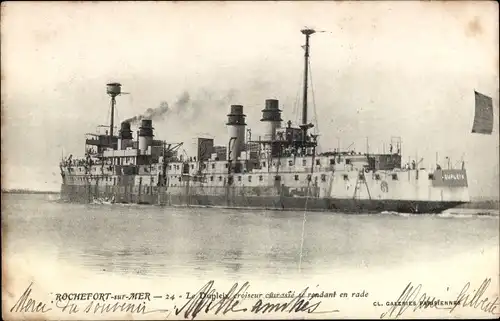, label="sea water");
[2,193,498,281]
